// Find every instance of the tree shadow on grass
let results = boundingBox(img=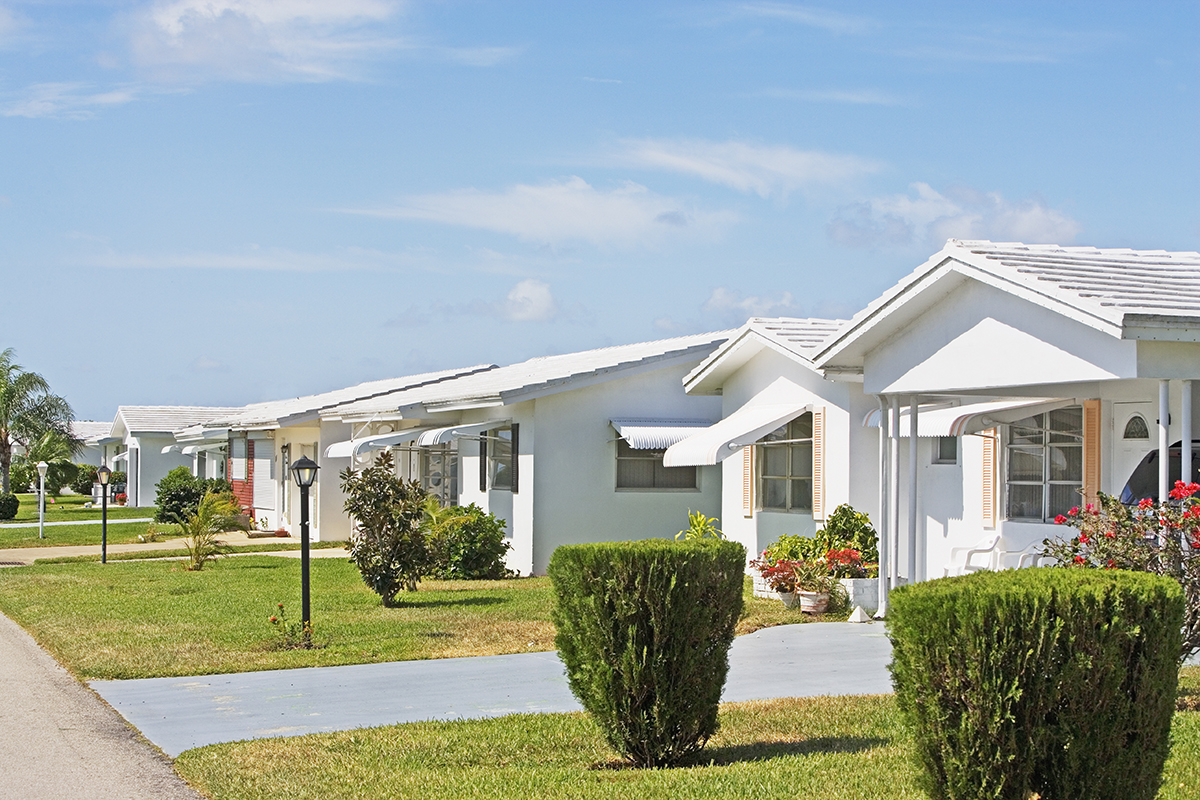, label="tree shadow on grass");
[388,595,508,609]
[593,736,890,770]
